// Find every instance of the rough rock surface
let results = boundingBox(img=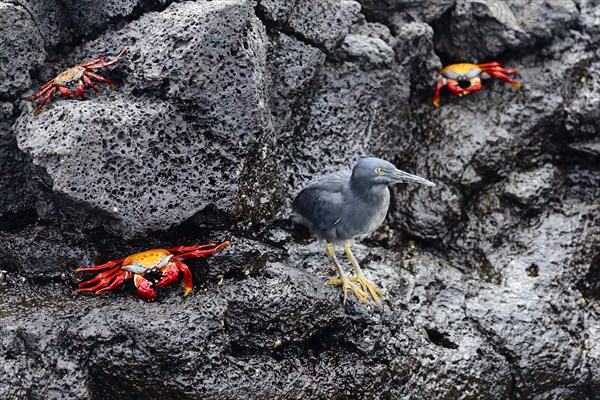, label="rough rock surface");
[16,99,210,237]
[0,0,599,399]
[258,0,361,50]
[15,0,271,238]
[433,0,580,60]
[0,102,34,225]
[0,1,46,97]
